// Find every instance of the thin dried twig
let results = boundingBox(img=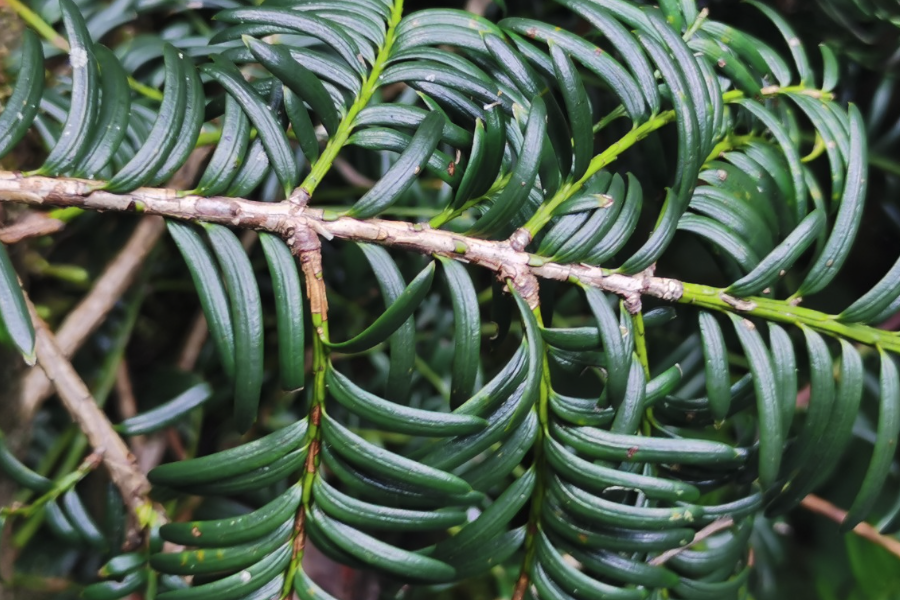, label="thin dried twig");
[114,362,136,416]
[0,212,65,243]
[649,518,736,566]
[18,216,165,421]
[801,494,900,559]
[165,428,188,462]
[333,157,376,188]
[176,313,210,371]
[24,295,163,542]
[464,0,491,16]
[116,361,166,474]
